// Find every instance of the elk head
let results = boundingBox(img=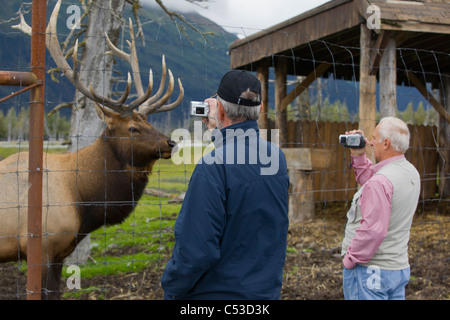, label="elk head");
[44,0,183,156]
[96,104,176,169]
